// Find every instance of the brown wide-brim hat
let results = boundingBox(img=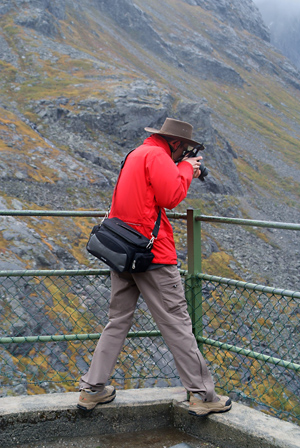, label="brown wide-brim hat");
[145,117,203,147]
